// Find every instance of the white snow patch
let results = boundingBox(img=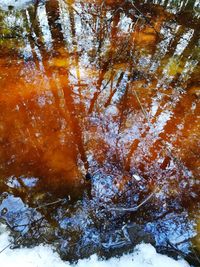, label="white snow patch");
[132,174,142,181]
[0,224,190,267]
[0,0,33,10]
